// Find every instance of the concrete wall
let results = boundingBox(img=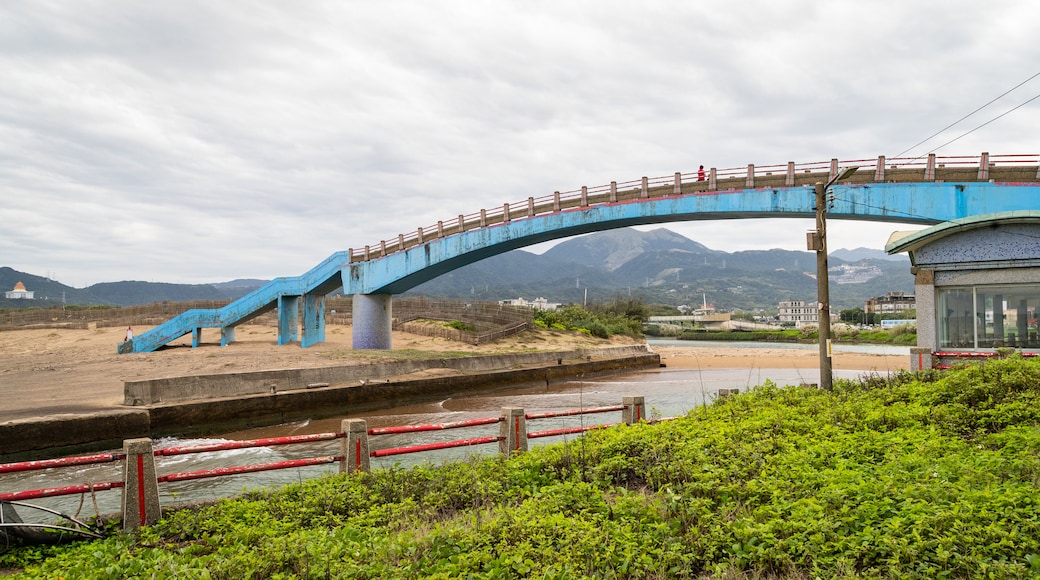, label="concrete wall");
[145,352,661,438]
[124,345,652,405]
[2,348,658,461]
